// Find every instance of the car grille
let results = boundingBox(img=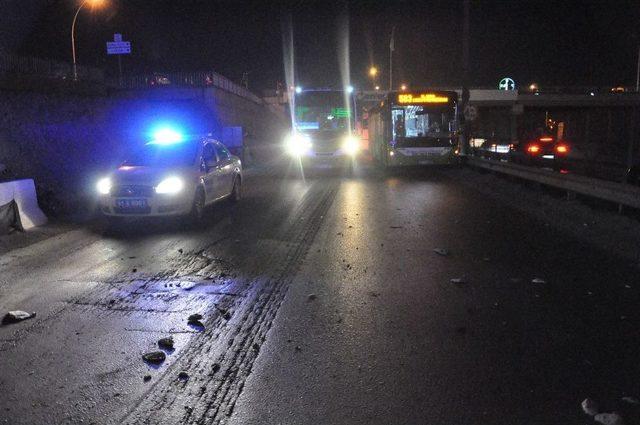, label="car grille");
[313,137,341,152]
[112,185,154,197]
[113,206,152,214]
